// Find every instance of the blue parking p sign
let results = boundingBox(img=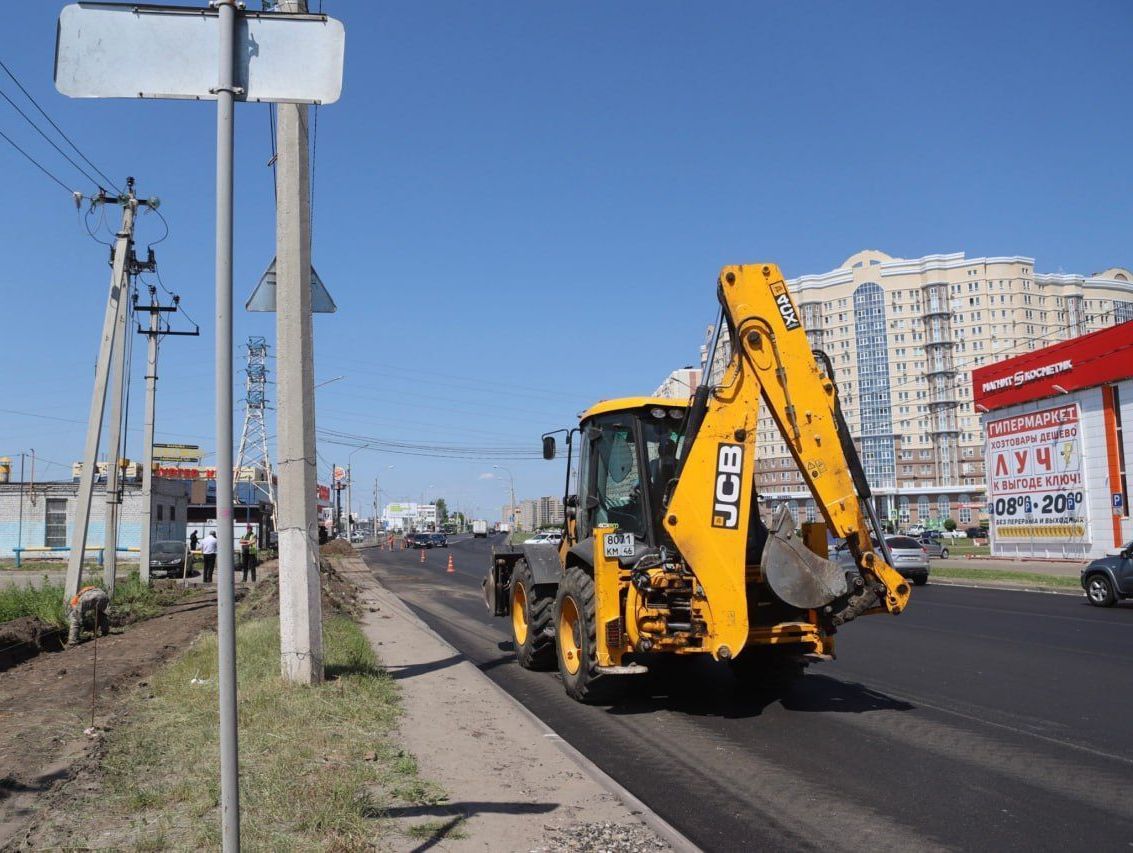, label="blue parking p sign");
[1115,493,1125,509]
